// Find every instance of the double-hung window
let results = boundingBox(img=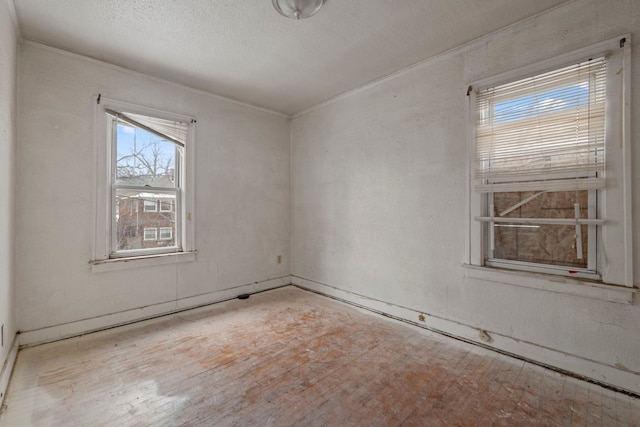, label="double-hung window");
[108,109,186,256]
[92,98,196,267]
[468,36,632,289]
